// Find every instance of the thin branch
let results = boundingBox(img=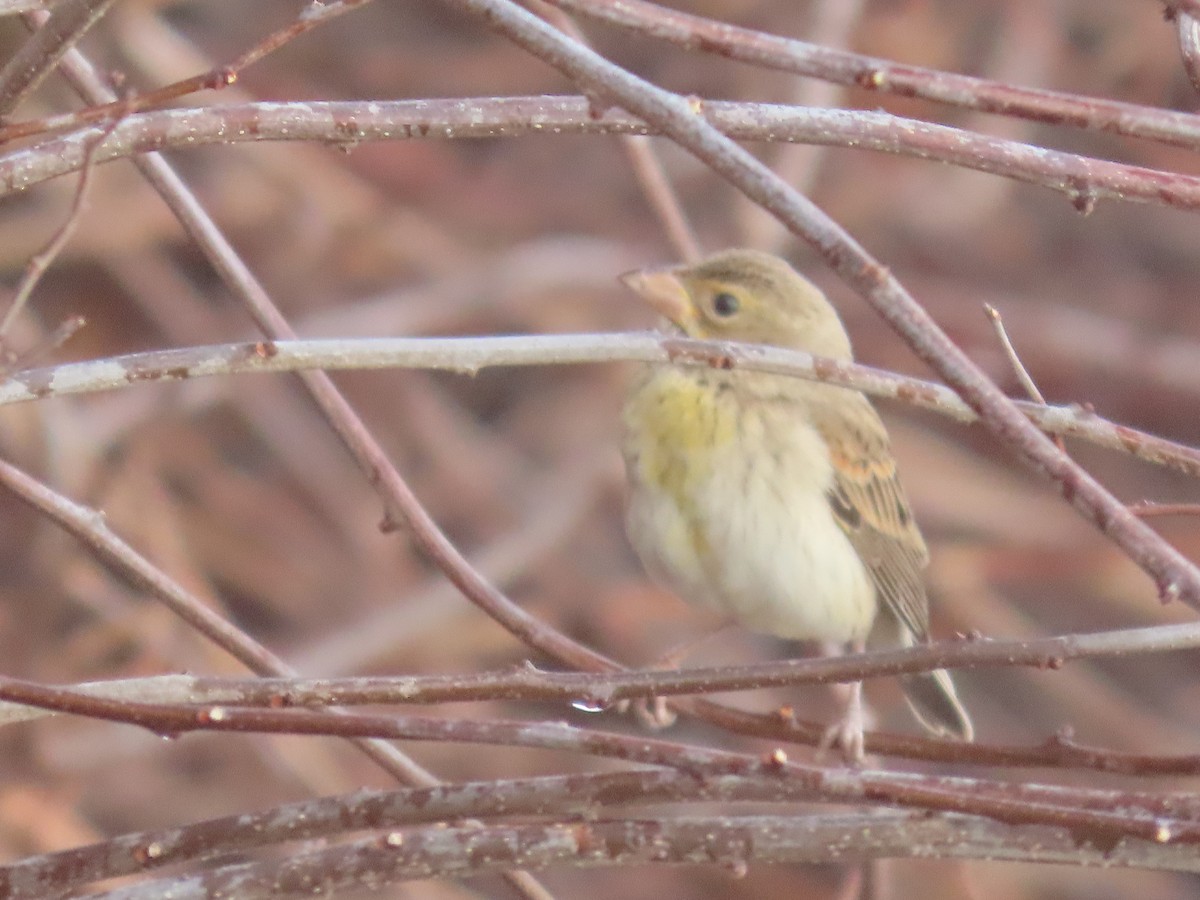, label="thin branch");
[737,0,867,249]
[702,700,1200,776]
[0,452,444,794]
[550,0,1200,151]
[1179,13,1200,93]
[142,616,1200,705]
[80,813,1200,900]
[8,99,1200,215]
[521,0,701,261]
[4,333,1199,480]
[224,0,376,72]
[0,115,114,338]
[618,133,703,261]
[5,617,1200,721]
[3,679,1200,848]
[984,303,1066,453]
[0,0,117,116]
[0,313,83,376]
[0,69,237,144]
[9,764,1200,898]
[0,771,824,896]
[0,0,375,144]
[984,304,1048,405]
[8,660,1200,776]
[1129,501,1200,518]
